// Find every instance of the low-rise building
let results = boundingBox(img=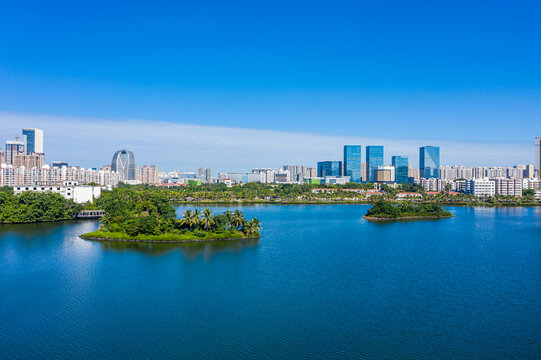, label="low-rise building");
[13,181,106,204]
